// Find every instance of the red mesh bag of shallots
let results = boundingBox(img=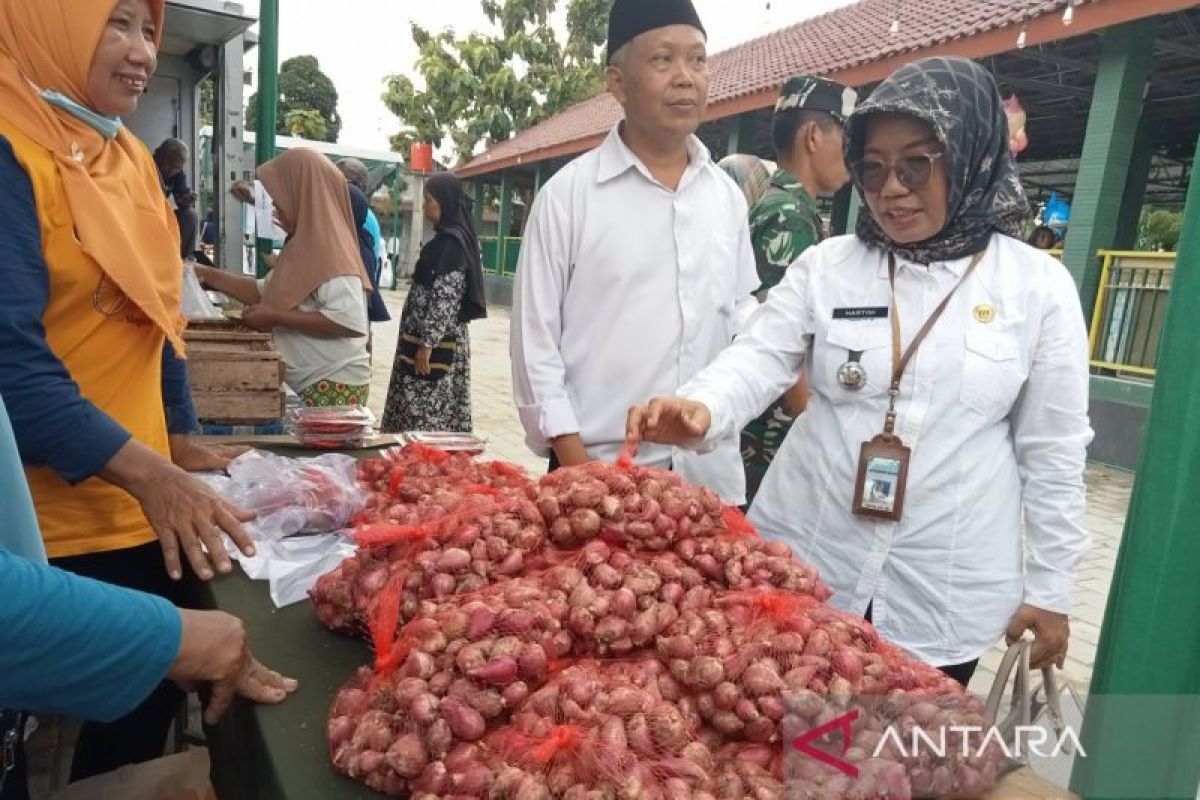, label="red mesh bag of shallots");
[487,660,718,799]
[533,458,726,551]
[354,445,533,527]
[310,492,548,636]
